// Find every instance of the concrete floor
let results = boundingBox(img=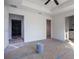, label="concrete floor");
[4,39,74,59]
